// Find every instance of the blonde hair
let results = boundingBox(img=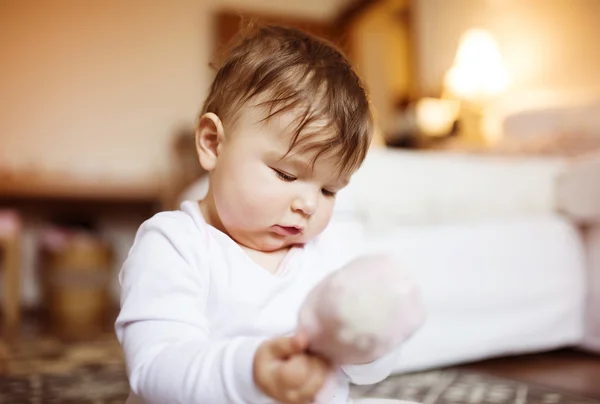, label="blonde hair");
[202,24,373,176]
